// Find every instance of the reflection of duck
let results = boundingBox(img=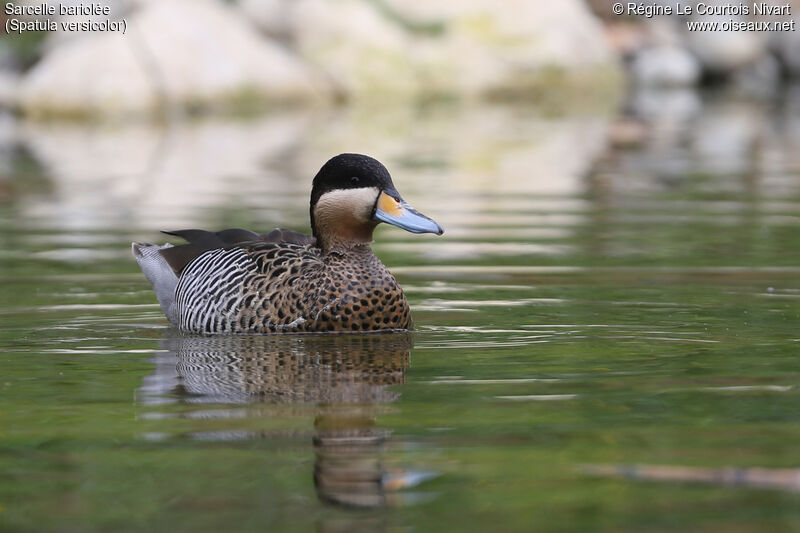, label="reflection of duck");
[132,154,443,334]
[139,332,434,508]
[143,332,411,404]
